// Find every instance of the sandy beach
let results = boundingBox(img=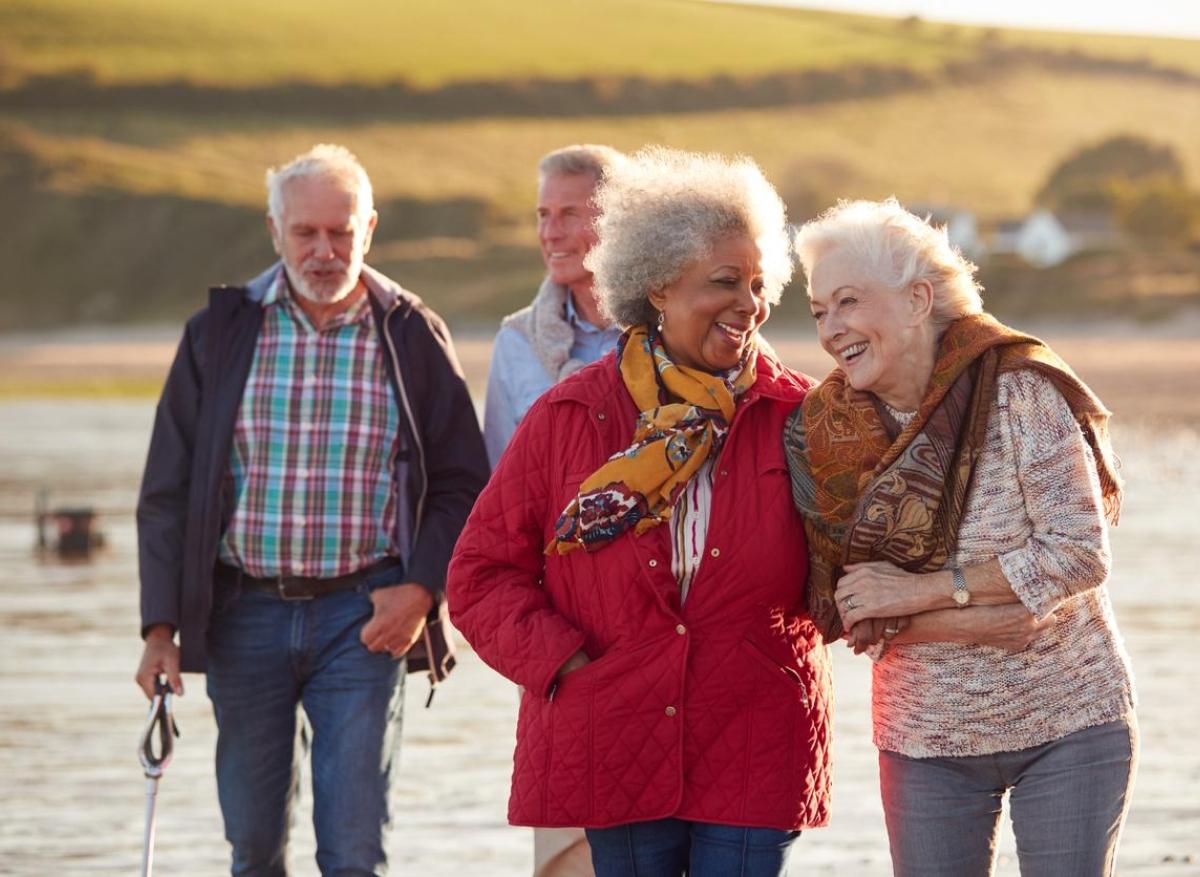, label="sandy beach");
[0,320,1198,875]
